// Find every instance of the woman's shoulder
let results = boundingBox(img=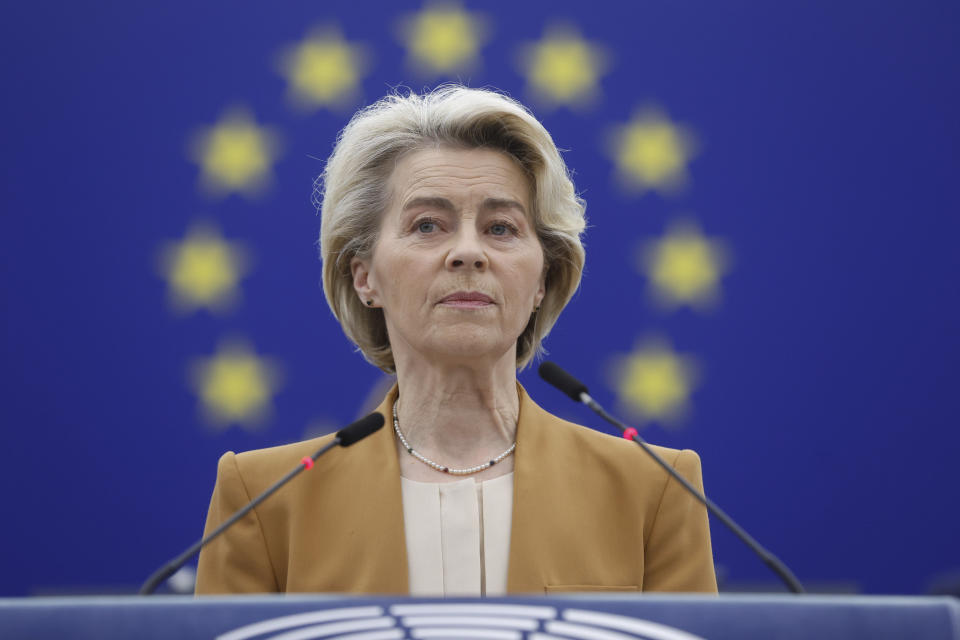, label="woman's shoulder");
[218,432,341,485]
[521,390,702,478]
[554,412,693,464]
